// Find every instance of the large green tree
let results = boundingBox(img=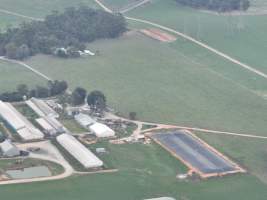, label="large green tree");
[87,90,107,113]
